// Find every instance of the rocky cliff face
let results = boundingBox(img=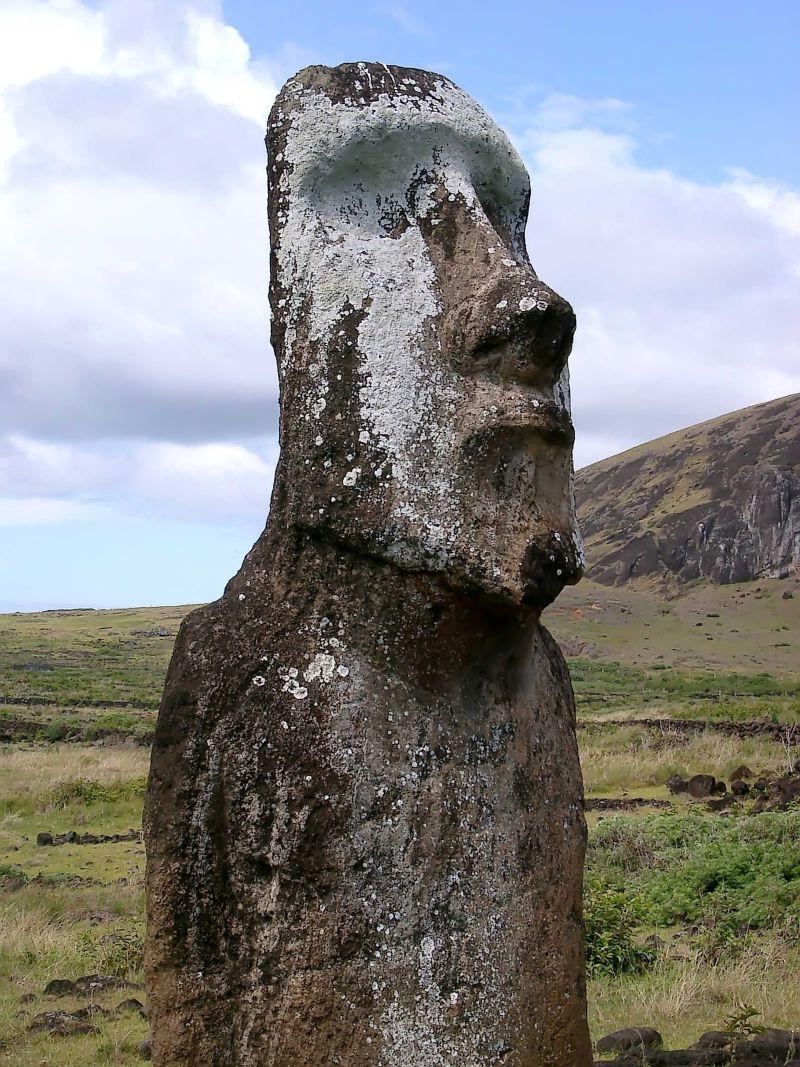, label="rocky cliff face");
[576,394,800,589]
